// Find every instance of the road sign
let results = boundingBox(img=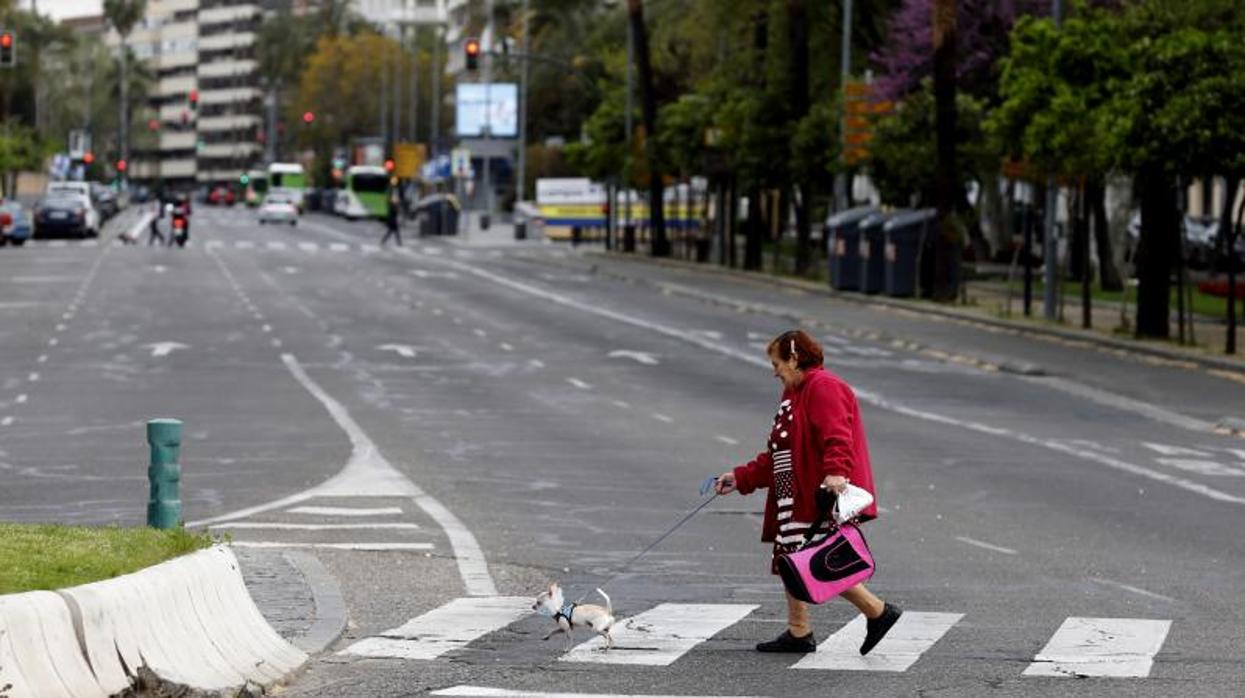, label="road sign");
[68,130,91,160]
[394,142,427,179]
[451,147,472,178]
